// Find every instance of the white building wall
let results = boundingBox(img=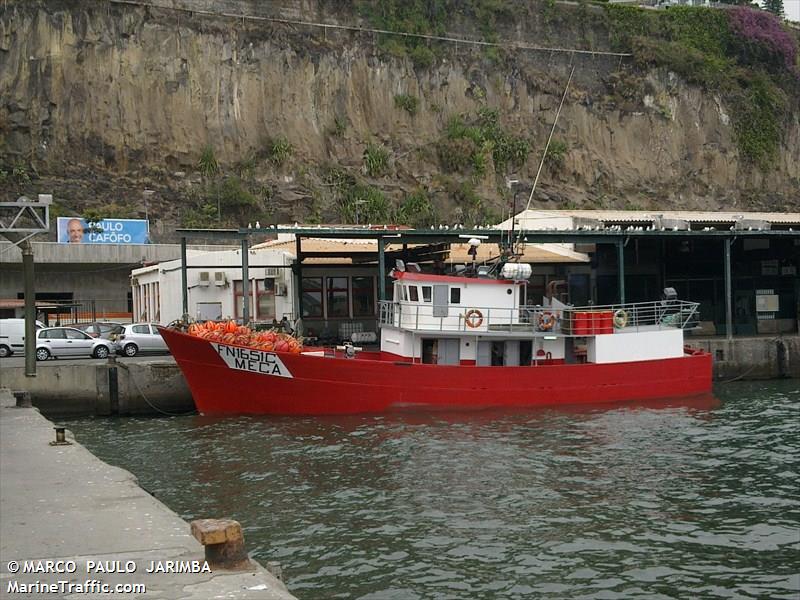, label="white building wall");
[131,248,295,325]
[587,329,684,364]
